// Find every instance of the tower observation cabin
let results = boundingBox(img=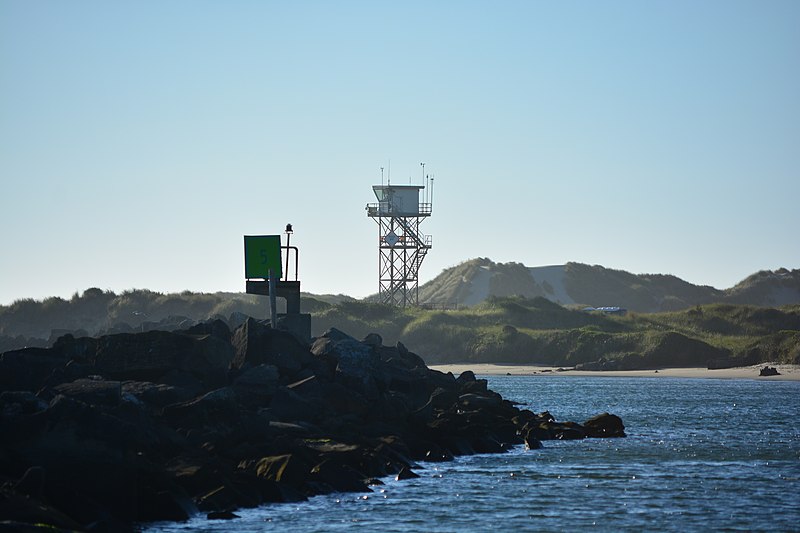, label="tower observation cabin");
[366,178,433,307]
